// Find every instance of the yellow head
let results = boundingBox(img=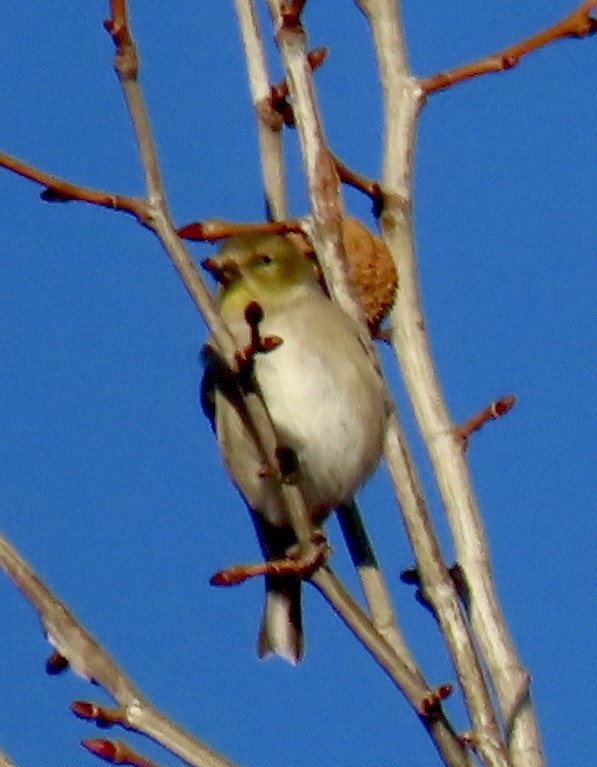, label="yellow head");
[203,233,321,317]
